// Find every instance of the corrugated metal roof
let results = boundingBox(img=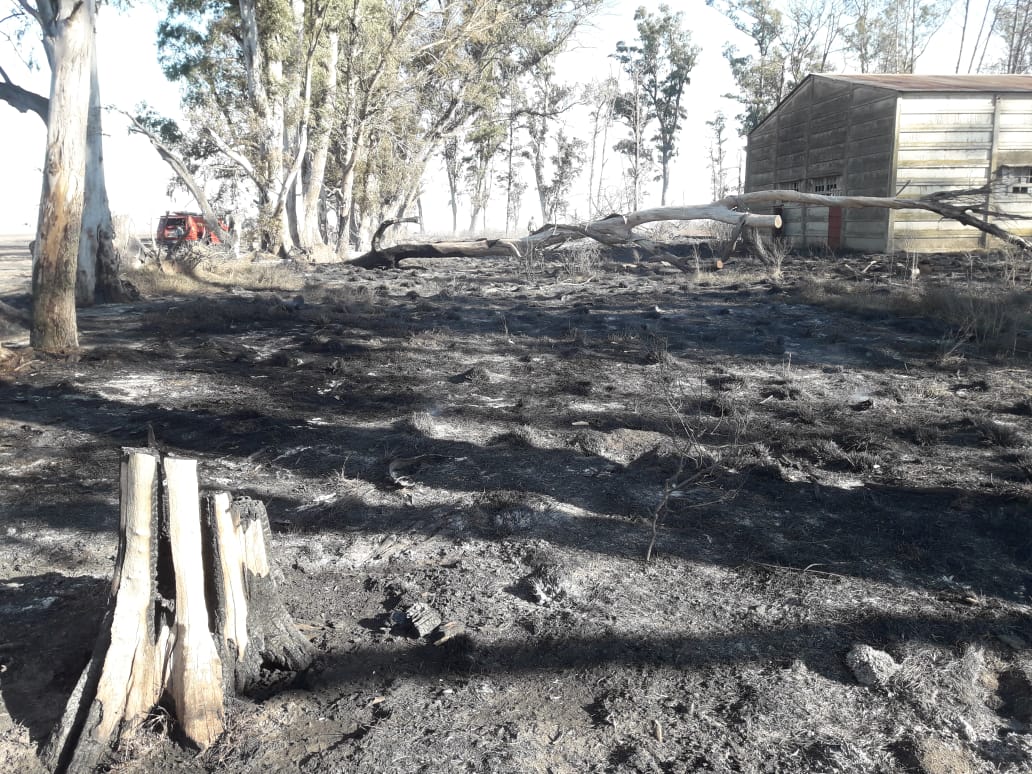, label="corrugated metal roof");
[817,73,1032,92]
